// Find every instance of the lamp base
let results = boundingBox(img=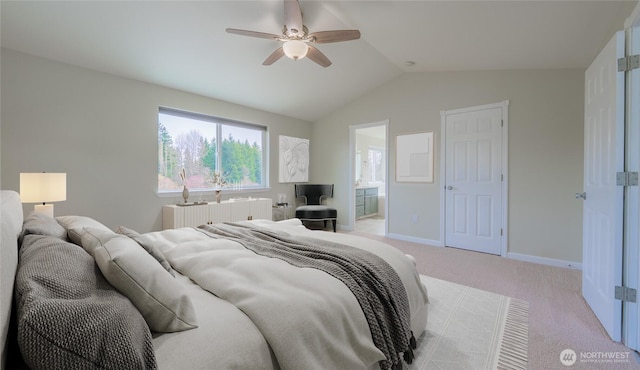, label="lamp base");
[34,204,55,218]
